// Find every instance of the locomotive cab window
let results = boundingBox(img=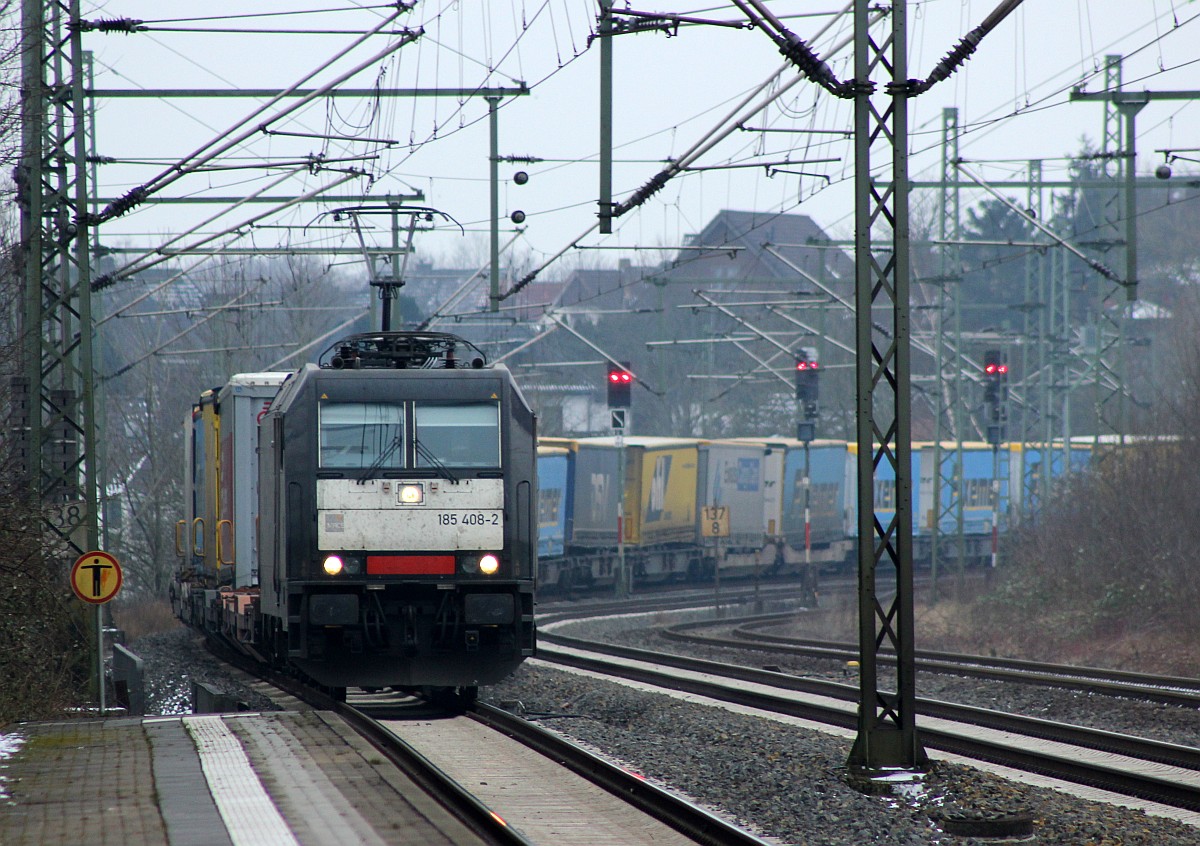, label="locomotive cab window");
[320,402,405,469]
[414,402,501,468]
